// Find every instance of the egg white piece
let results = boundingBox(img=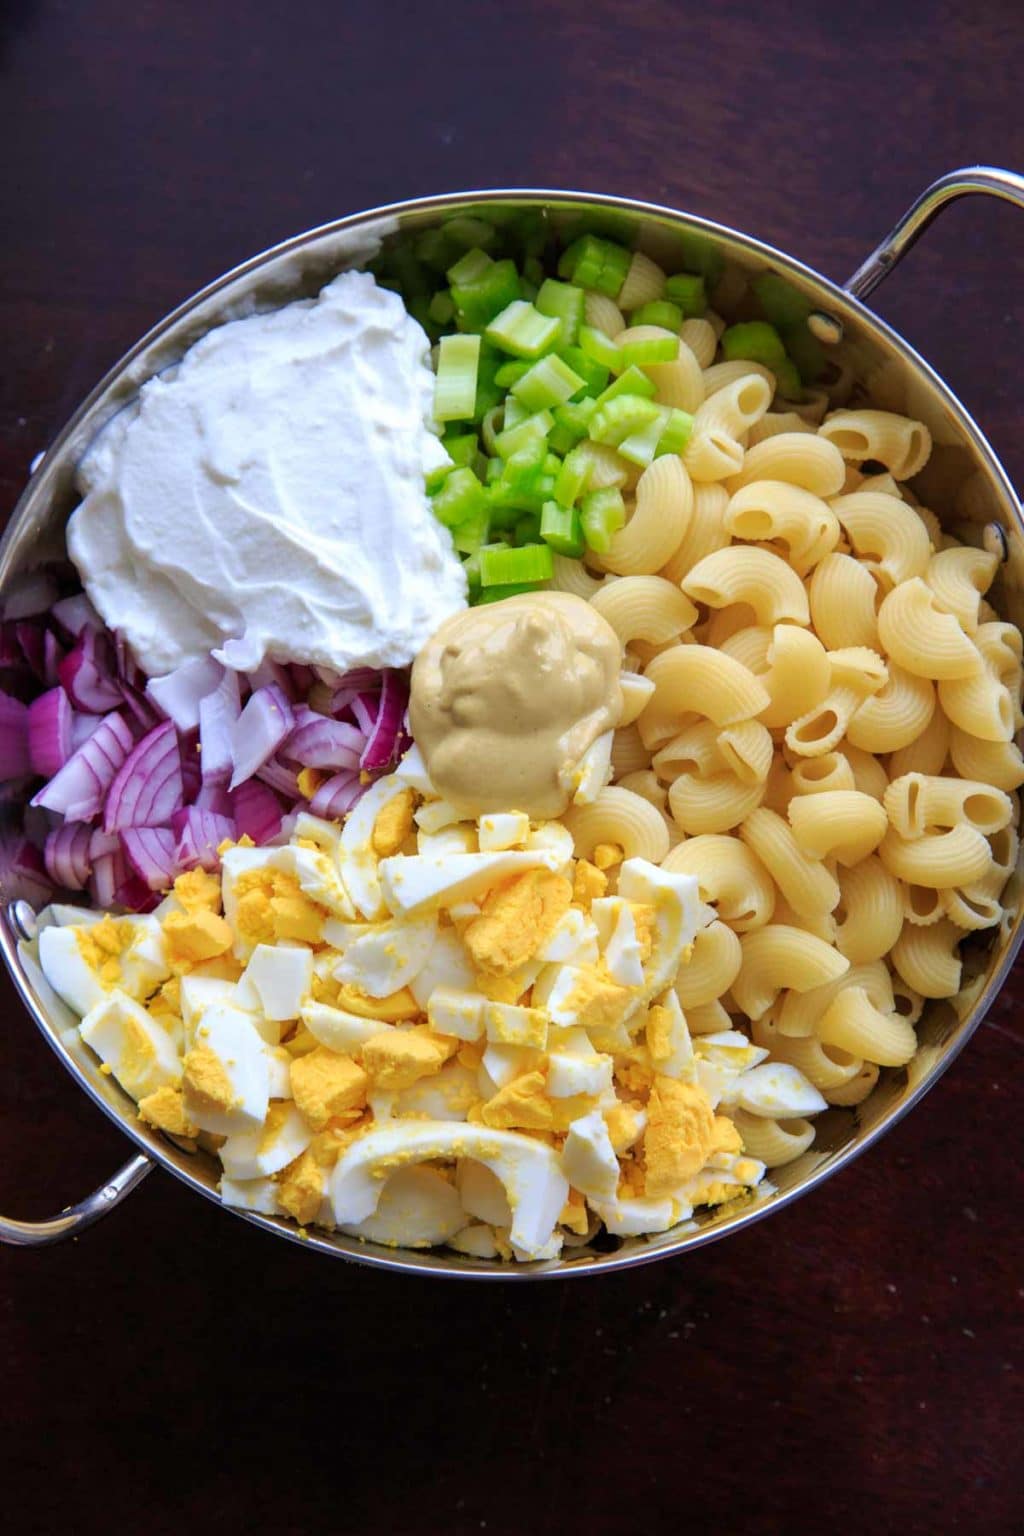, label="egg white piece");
[455,1159,513,1227]
[219,1102,312,1179]
[546,1033,614,1098]
[240,943,313,1022]
[379,846,568,917]
[41,905,105,928]
[414,798,464,834]
[328,1123,568,1258]
[299,1000,383,1052]
[564,729,613,805]
[426,986,485,1042]
[184,1003,270,1135]
[408,927,476,1007]
[726,1062,828,1118]
[477,811,530,852]
[589,1193,679,1237]
[603,904,645,988]
[694,1030,769,1073]
[38,925,107,1017]
[179,976,243,1041]
[338,773,411,920]
[417,825,477,857]
[333,914,436,997]
[648,989,695,1081]
[339,1166,466,1247]
[448,1223,501,1259]
[393,1061,480,1122]
[264,1046,293,1099]
[79,990,181,1099]
[537,907,600,966]
[393,743,435,796]
[480,1042,537,1091]
[219,1175,280,1215]
[561,1110,620,1200]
